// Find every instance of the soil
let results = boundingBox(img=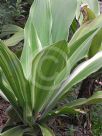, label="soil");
[48,116,78,136]
[0,97,9,128]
